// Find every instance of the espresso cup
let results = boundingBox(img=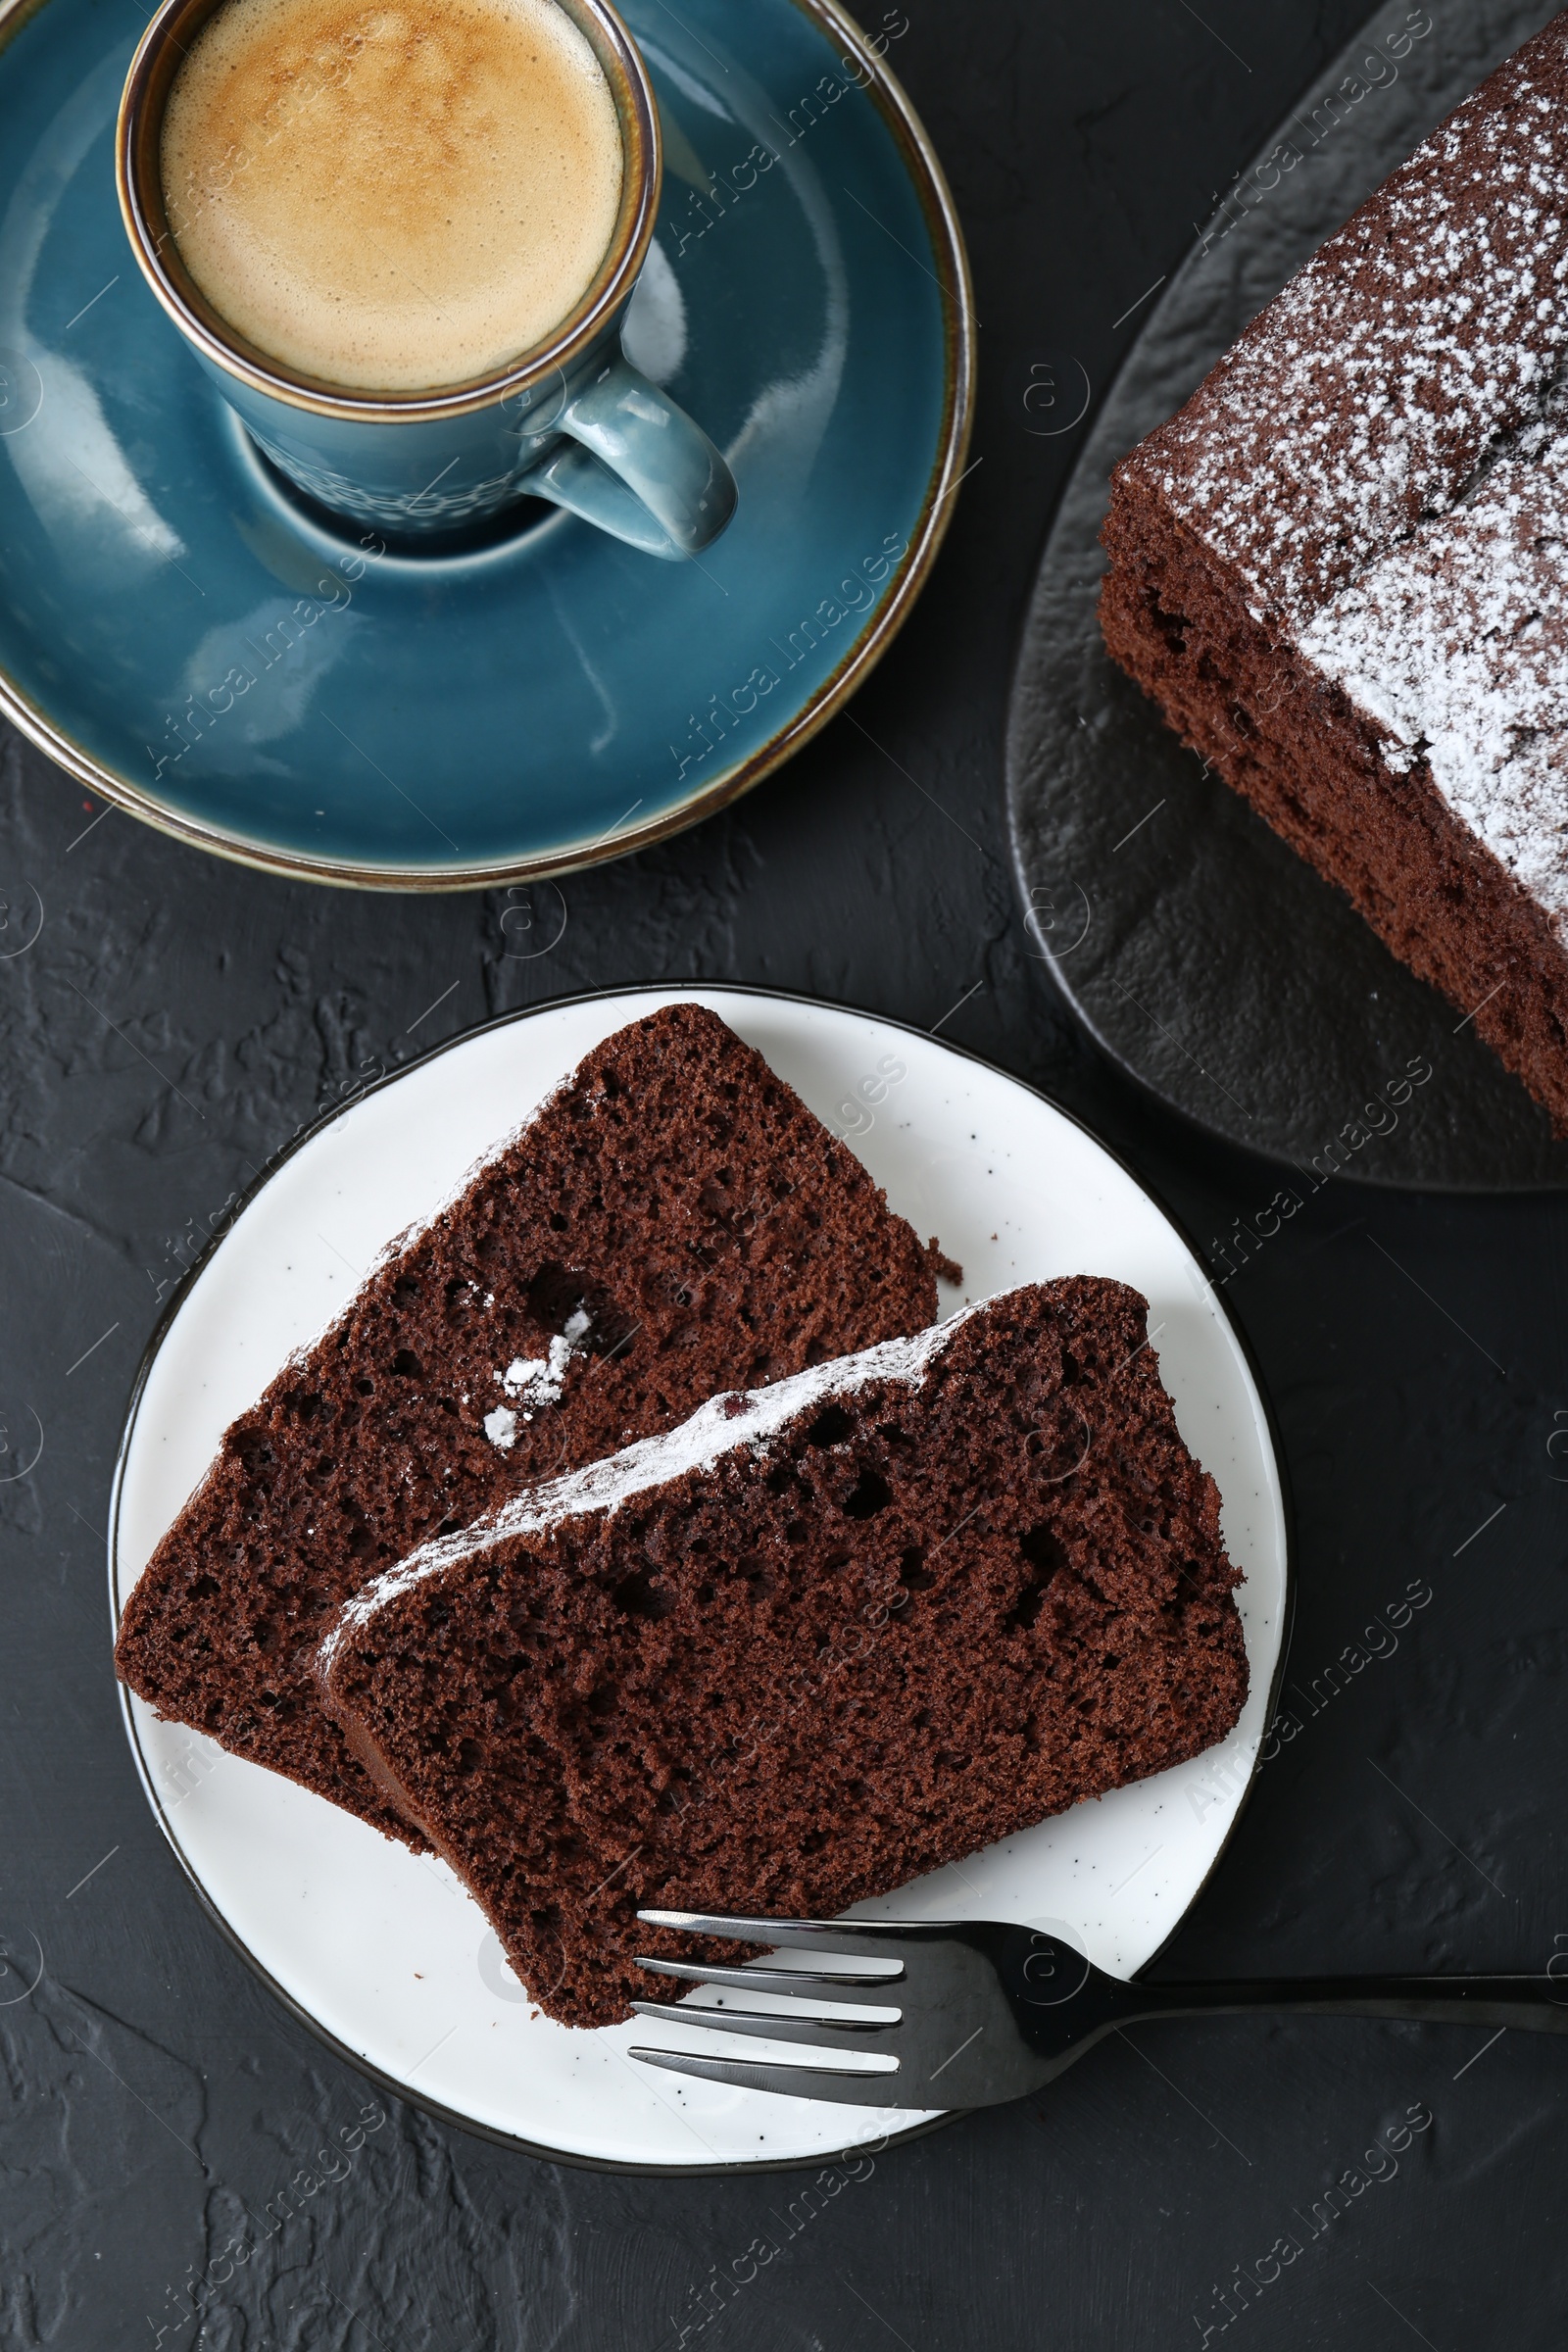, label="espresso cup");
[117,0,738,558]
